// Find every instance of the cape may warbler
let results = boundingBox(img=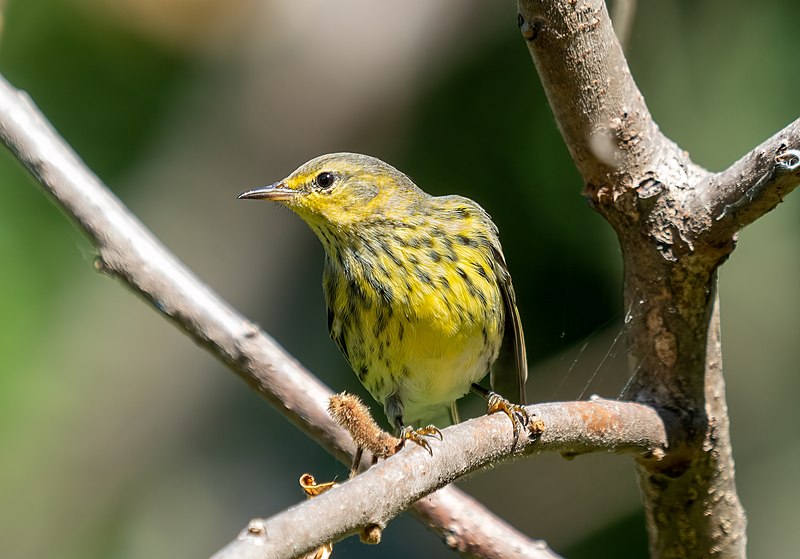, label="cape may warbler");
[240,153,528,444]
